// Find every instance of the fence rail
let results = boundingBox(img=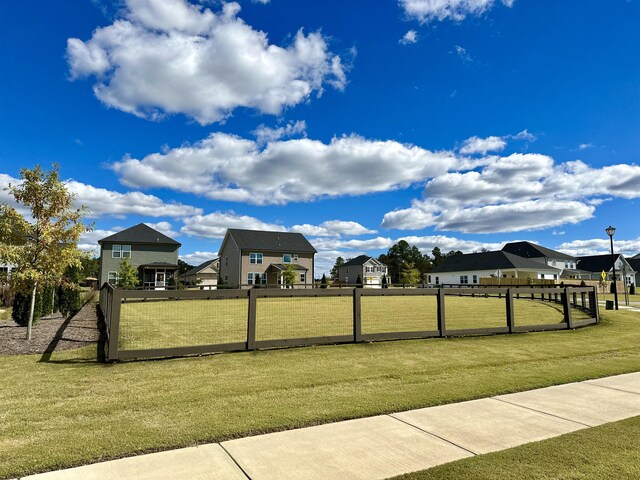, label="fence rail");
[99,283,599,362]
